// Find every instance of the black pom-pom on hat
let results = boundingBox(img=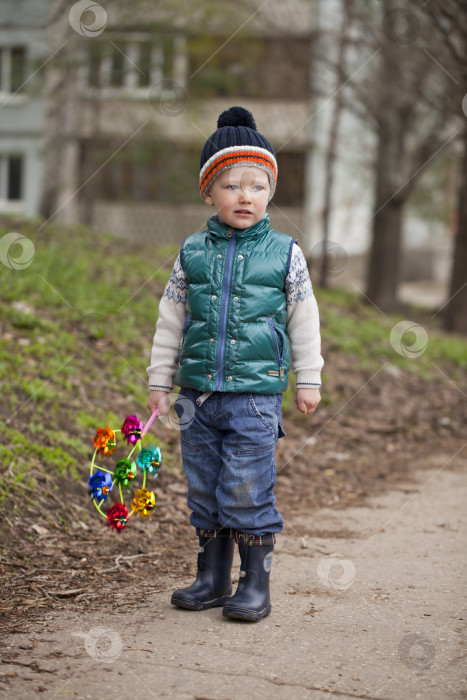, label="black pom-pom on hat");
[200,106,274,168]
[217,106,257,130]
